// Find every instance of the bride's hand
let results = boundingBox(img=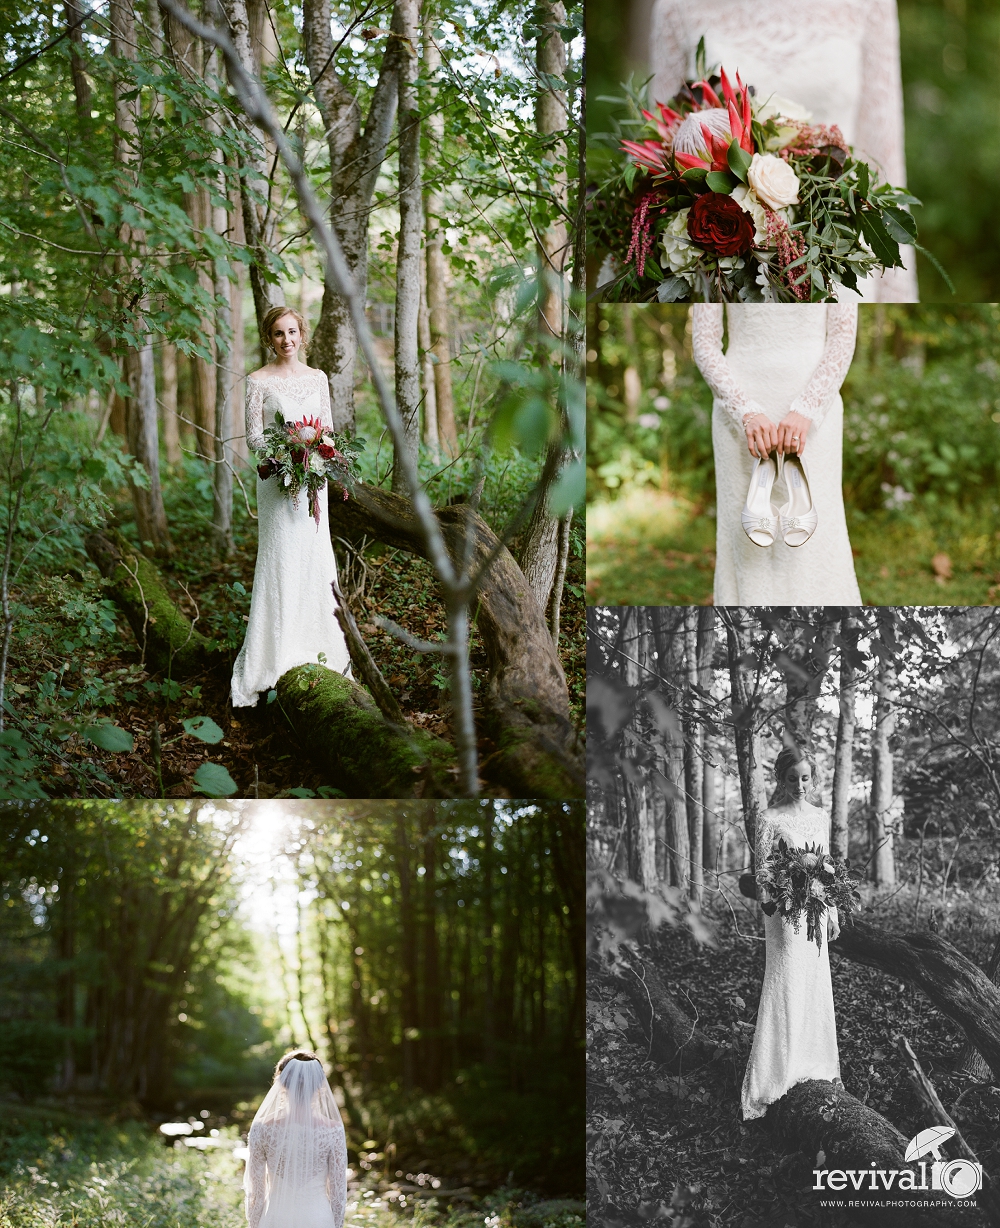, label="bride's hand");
[743,413,778,459]
[776,411,811,456]
[827,910,841,943]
